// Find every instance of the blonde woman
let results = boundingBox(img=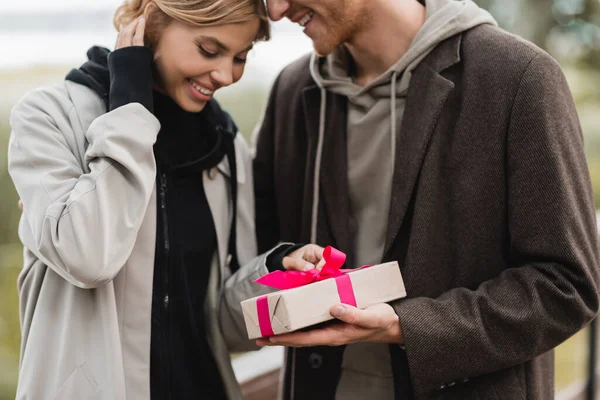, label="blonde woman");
[8,1,323,399]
